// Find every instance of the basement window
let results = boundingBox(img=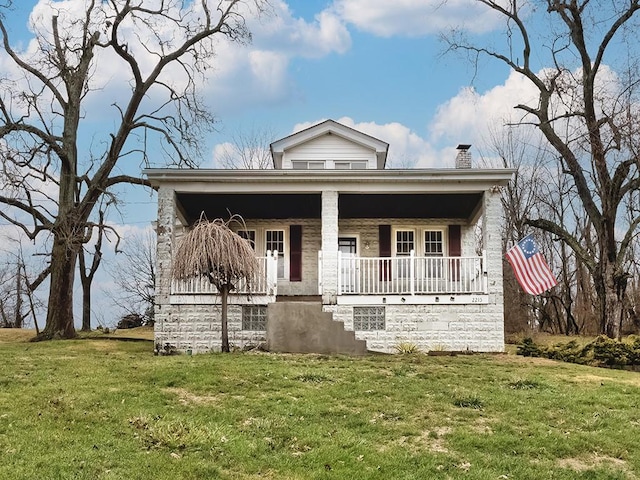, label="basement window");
[353,306,385,331]
[242,305,267,331]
